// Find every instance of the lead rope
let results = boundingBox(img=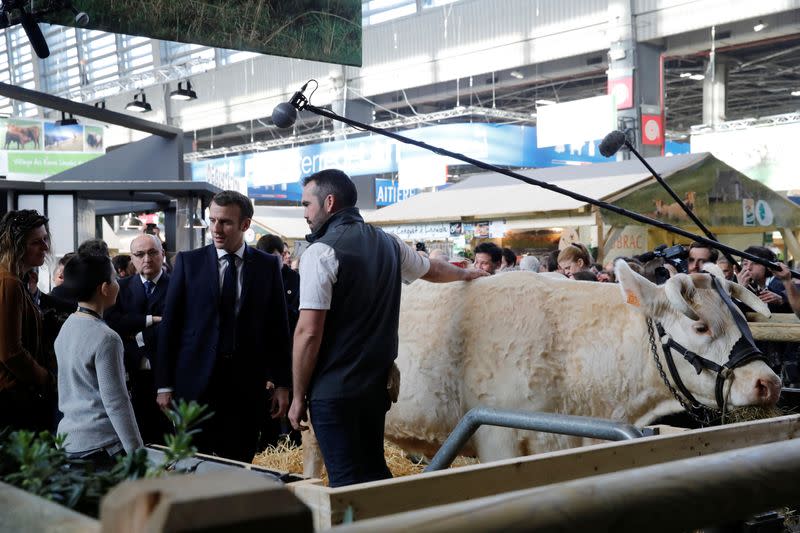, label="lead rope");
[646,318,714,426]
[721,368,734,424]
